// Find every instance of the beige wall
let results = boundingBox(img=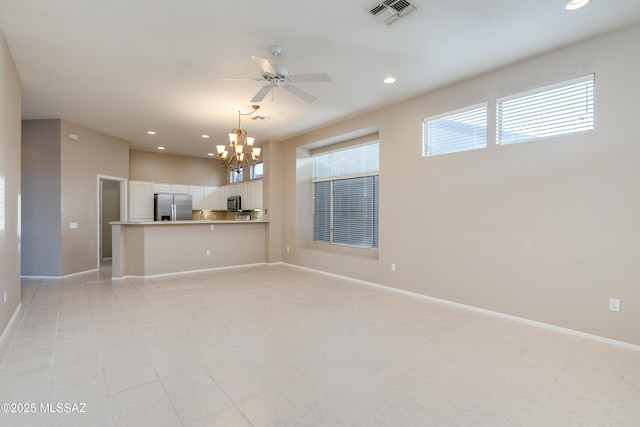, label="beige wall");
[262,139,284,263]
[0,31,22,336]
[277,24,640,346]
[60,120,129,275]
[129,150,226,186]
